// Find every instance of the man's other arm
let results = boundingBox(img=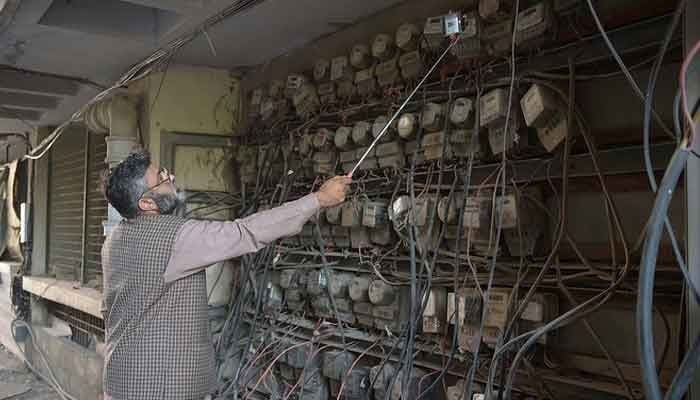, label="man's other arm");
[163,193,320,283]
